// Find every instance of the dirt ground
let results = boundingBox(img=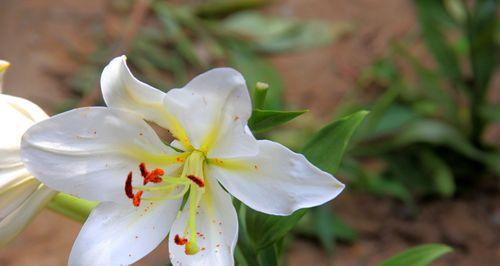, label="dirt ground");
[0,0,498,265]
